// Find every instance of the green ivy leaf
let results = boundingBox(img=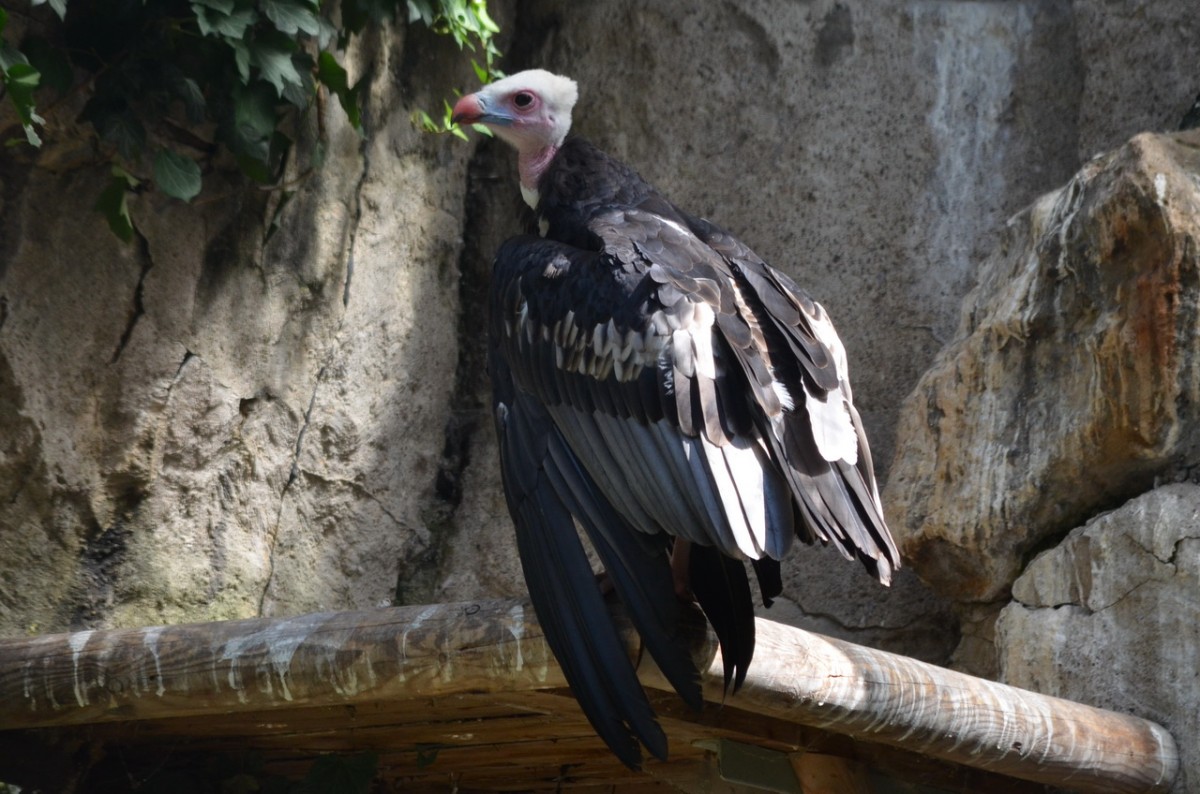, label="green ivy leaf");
[407,0,435,26]
[192,0,236,13]
[316,52,360,130]
[3,63,40,126]
[174,76,207,124]
[20,36,73,96]
[261,0,320,36]
[192,4,257,38]
[250,36,302,96]
[234,84,278,141]
[7,63,41,88]
[6,0,502,237]
[315,15,337,49]
[471,0,500,34]
[227,80,277,162]
[0,40,28,73]
[31,0,67,21]
[95,168,139,242]
[97,109,146,161]
[281,68,314,108]
[21,121,42,146]
[408,0,504,139]
[230,38,251,83]
[153,149,203,201]
[471,58,488,85]
[3,59,45,146]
